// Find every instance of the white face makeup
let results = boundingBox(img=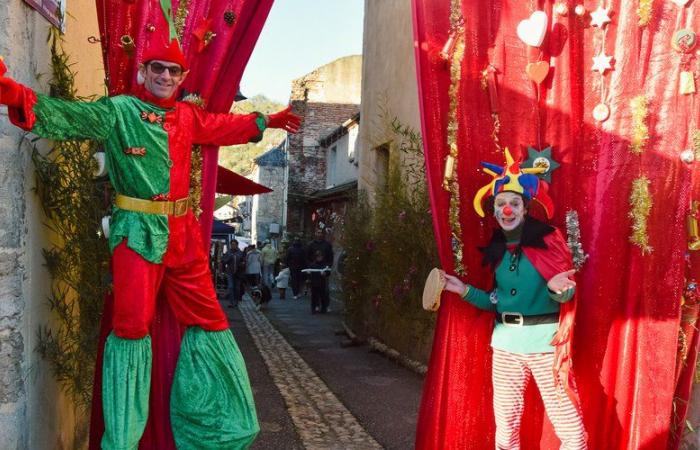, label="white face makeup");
[493,192,527,231]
